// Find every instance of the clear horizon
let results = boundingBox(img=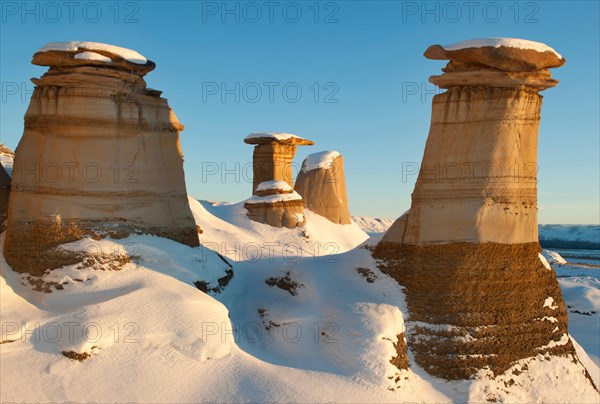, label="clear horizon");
[1,1,598,224]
